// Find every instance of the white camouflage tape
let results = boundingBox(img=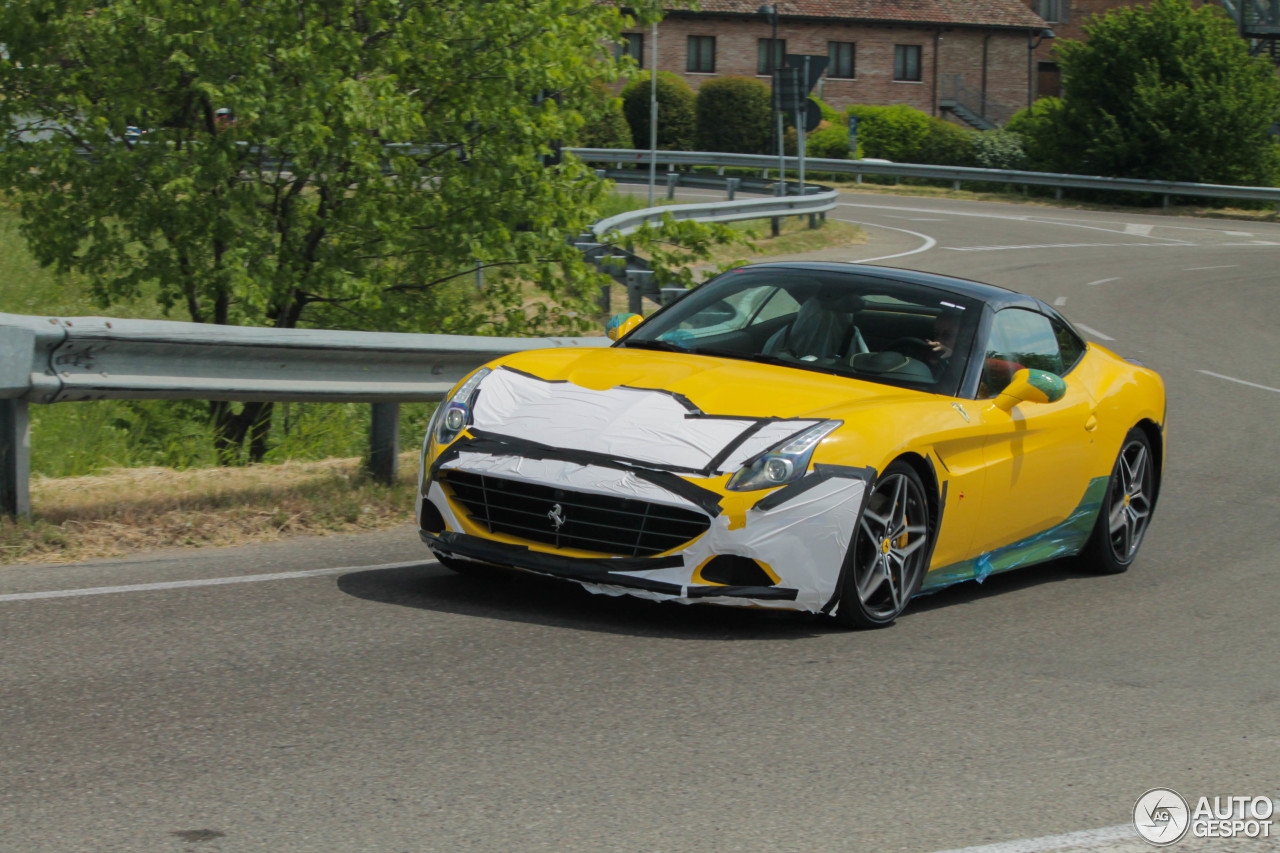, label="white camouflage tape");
[471,367,818,473]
